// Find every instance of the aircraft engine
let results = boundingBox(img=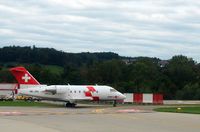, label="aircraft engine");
[56,87,66,94]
